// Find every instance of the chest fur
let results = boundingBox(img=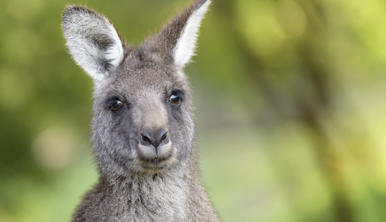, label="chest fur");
[74,175,189,222]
